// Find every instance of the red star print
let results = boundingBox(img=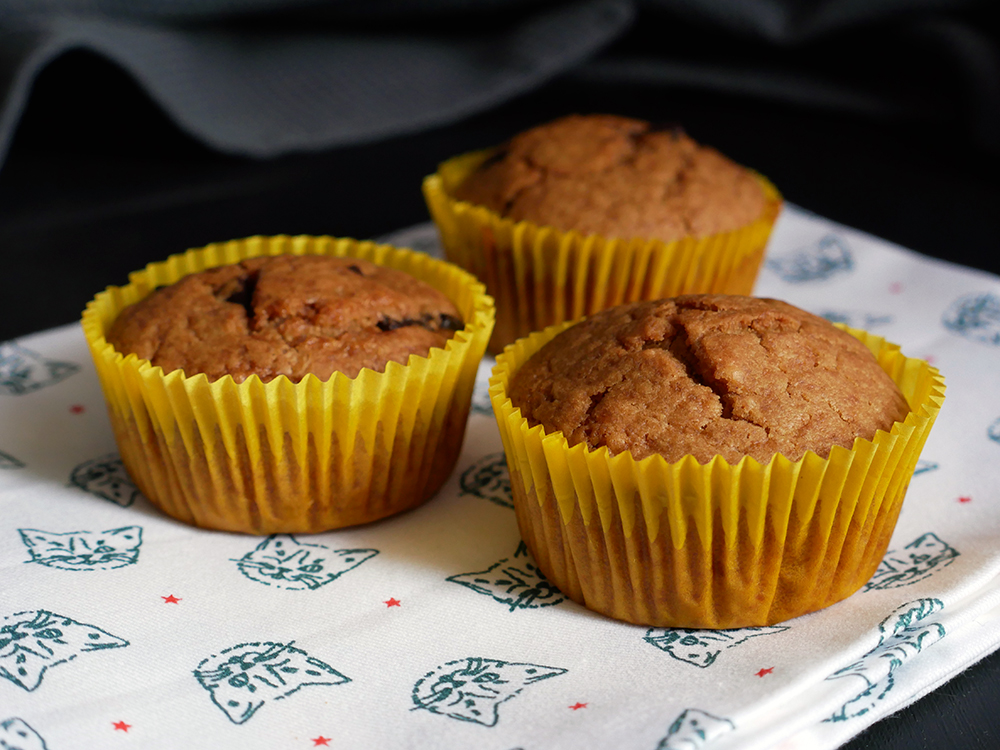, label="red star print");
[889,282,903,294]
[162,595,181,604]
[569,702,588,710]
[112,721,131,732]
[959,496,972,504]
[384,598,401,607]
[312,737,332,747]
[755,667,774,677]
[69,404,85,414]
